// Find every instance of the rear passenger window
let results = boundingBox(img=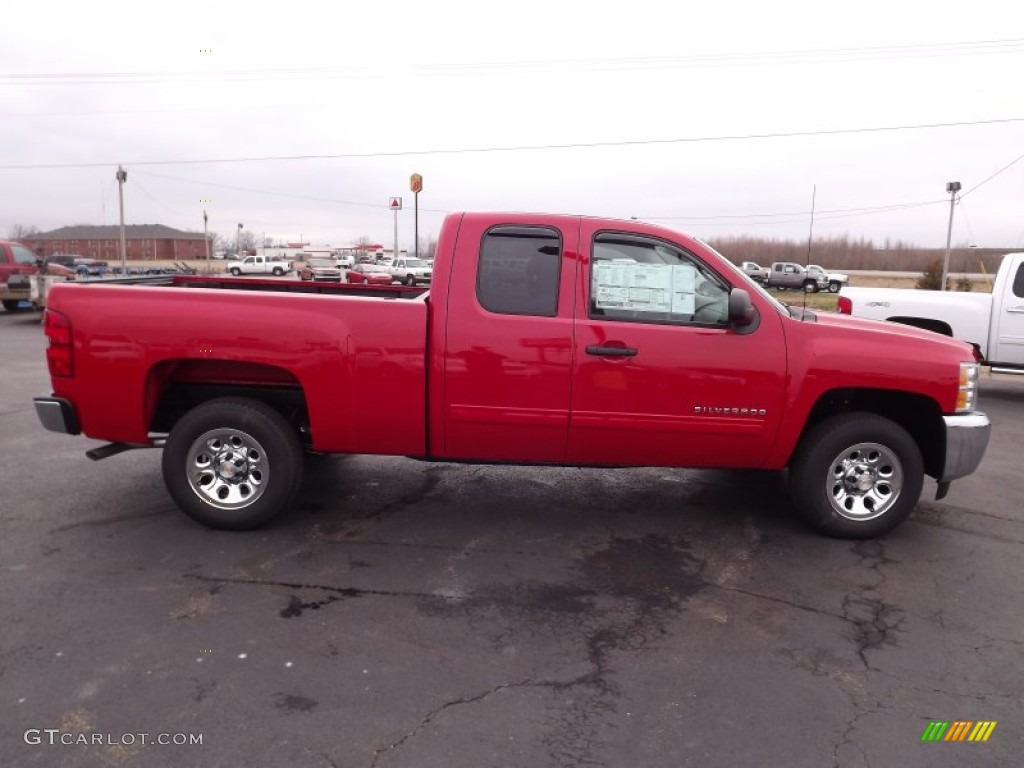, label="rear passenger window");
[1013,264,1024,299]
[477,226,561,316]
